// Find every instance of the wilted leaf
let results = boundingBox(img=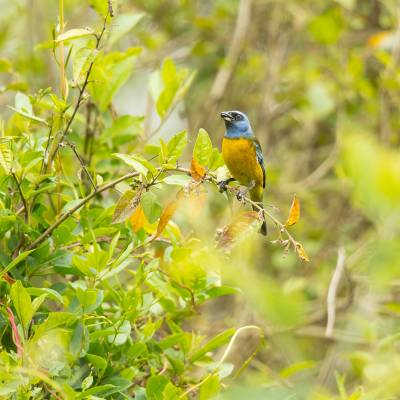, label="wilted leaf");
[295,242,310,262]
[217,211,260,250]
[112,189,142,223]
[285,195,300,227]
[190,157,206,181]
[156,200,178,237]
[130,205,147,232]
